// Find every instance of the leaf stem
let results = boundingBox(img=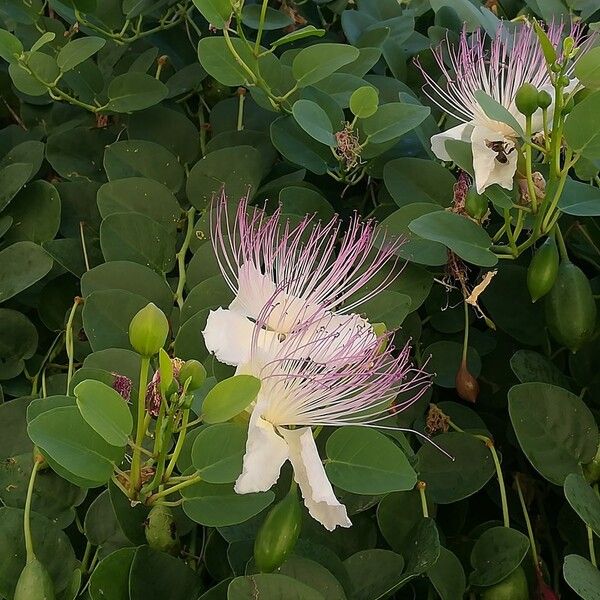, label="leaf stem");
[417,481,429,518]
[514,474,539,568]
[149,474,202,503]
[175,207,196,310]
